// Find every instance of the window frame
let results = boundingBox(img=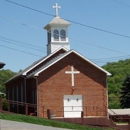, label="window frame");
[60,29,66,41]
[53,29,59,41]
